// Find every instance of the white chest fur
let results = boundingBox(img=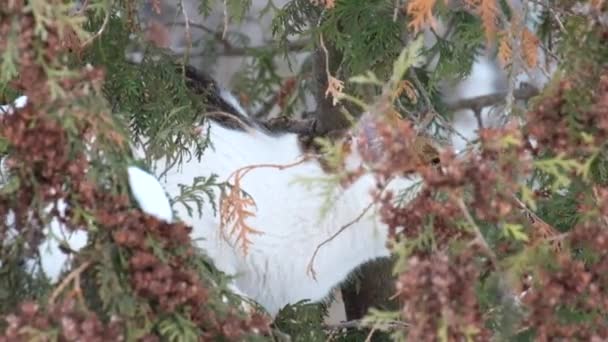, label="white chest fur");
[153,122,415,316]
